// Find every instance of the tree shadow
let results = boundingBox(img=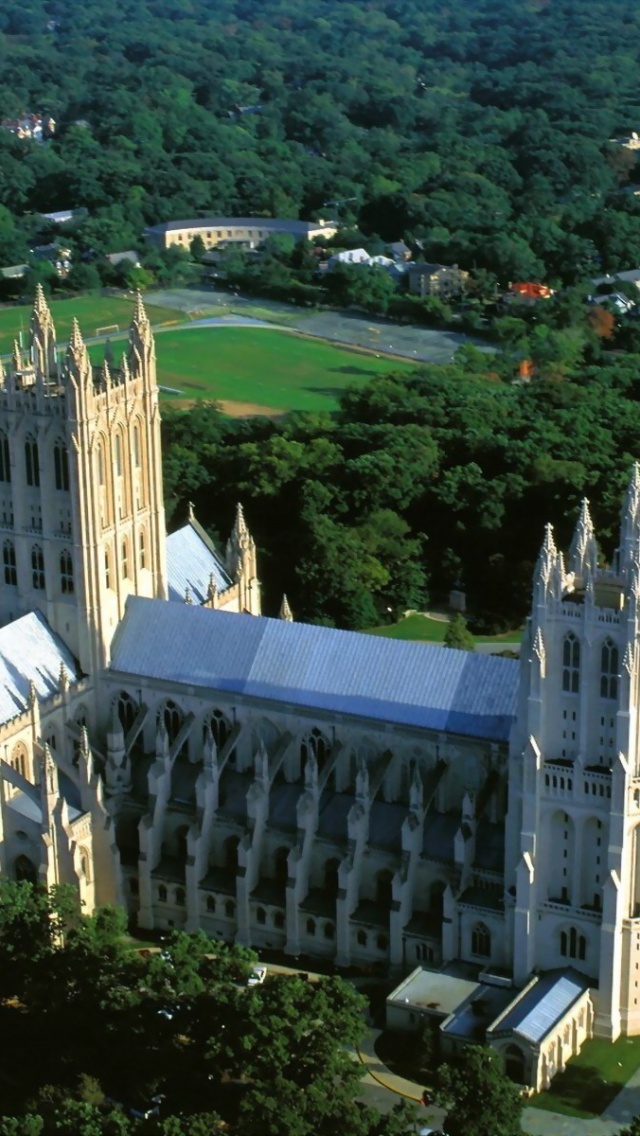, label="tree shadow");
[541,1062,622,1116]
[328,365,379,377]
